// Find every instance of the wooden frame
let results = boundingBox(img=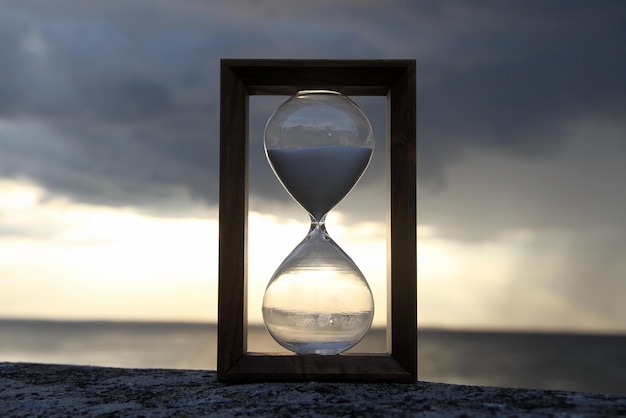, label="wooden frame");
[218,59,416,382]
